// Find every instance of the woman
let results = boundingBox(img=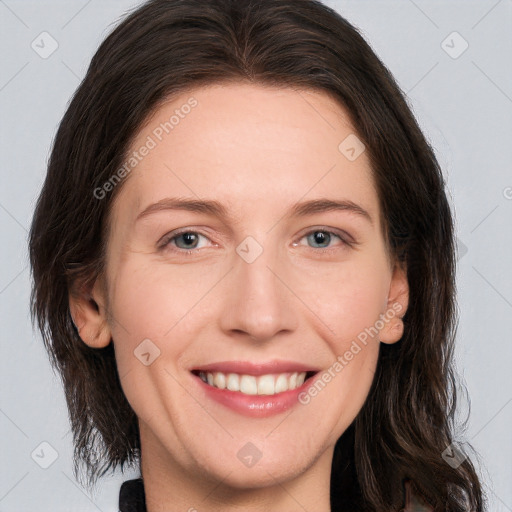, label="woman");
[28,0,485,510]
